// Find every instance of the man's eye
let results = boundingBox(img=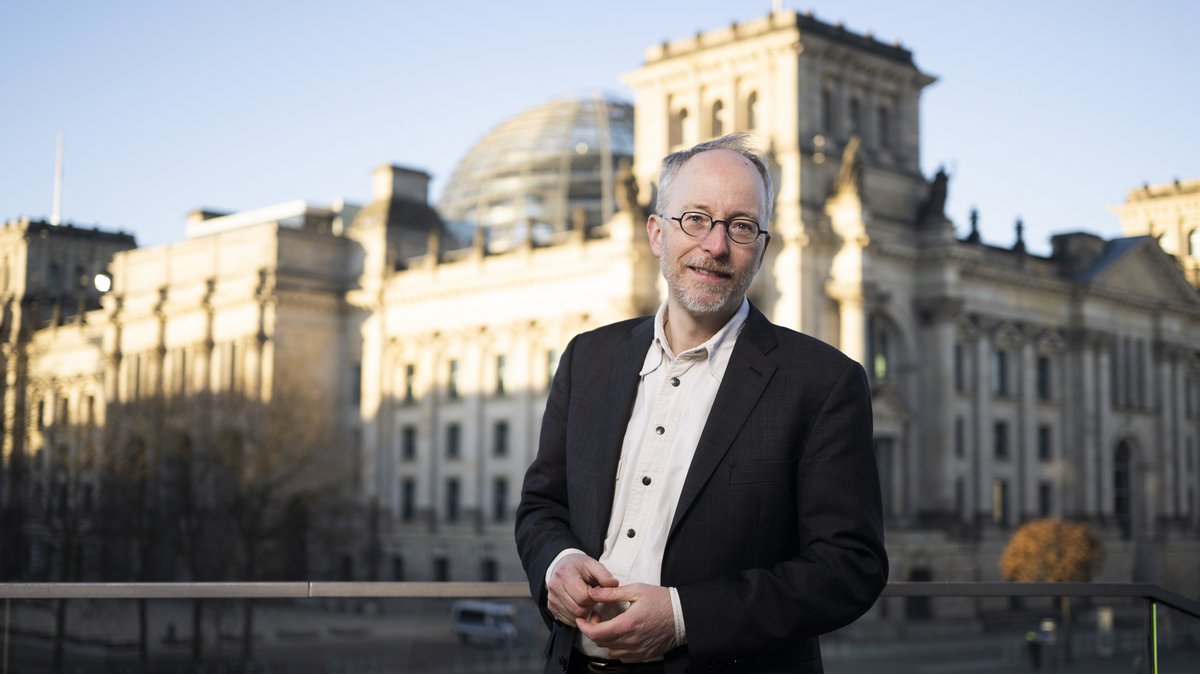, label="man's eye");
[730,220,755,233]
[684,213,707,224]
